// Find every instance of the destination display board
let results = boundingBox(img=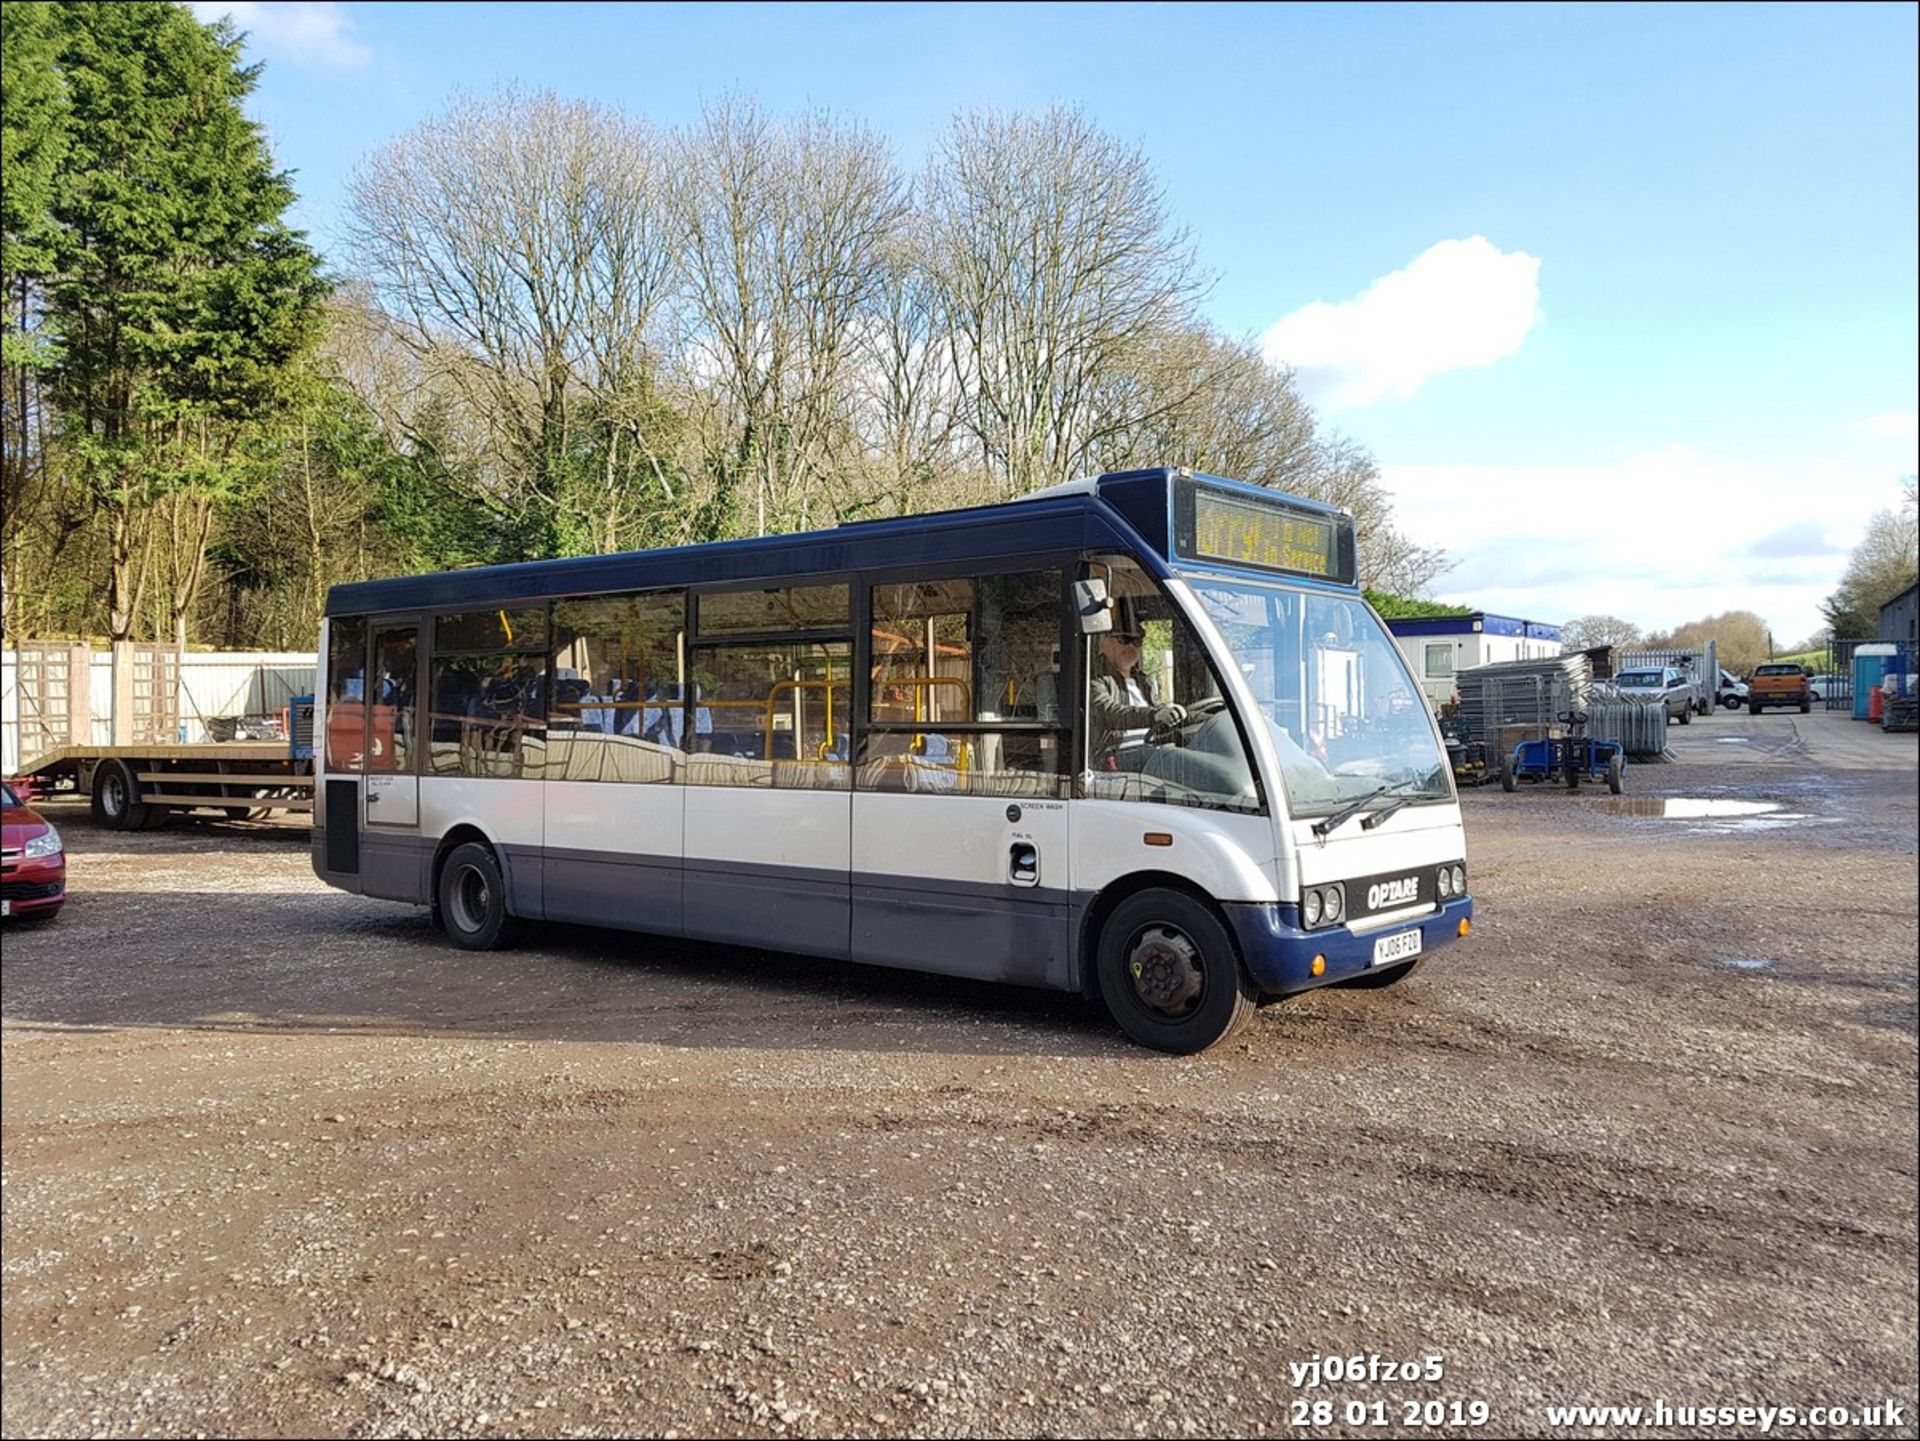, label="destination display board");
[1172,478,1356,584]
